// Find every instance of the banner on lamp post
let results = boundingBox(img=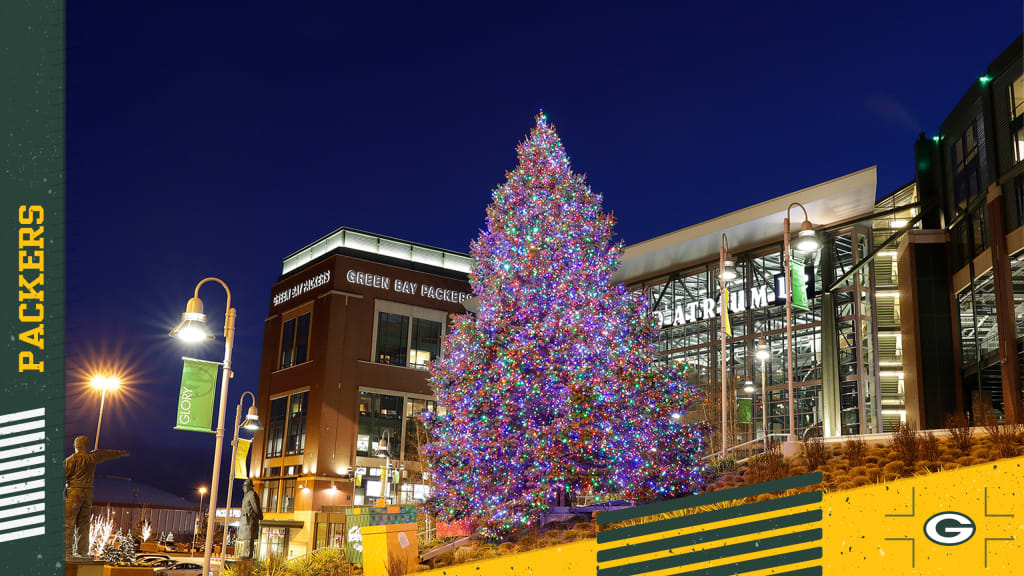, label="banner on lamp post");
[737,397,753,424]
[234,438,251,479]
[174,357,219,433]
[790,259,810,312]
[722,287,732,337]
